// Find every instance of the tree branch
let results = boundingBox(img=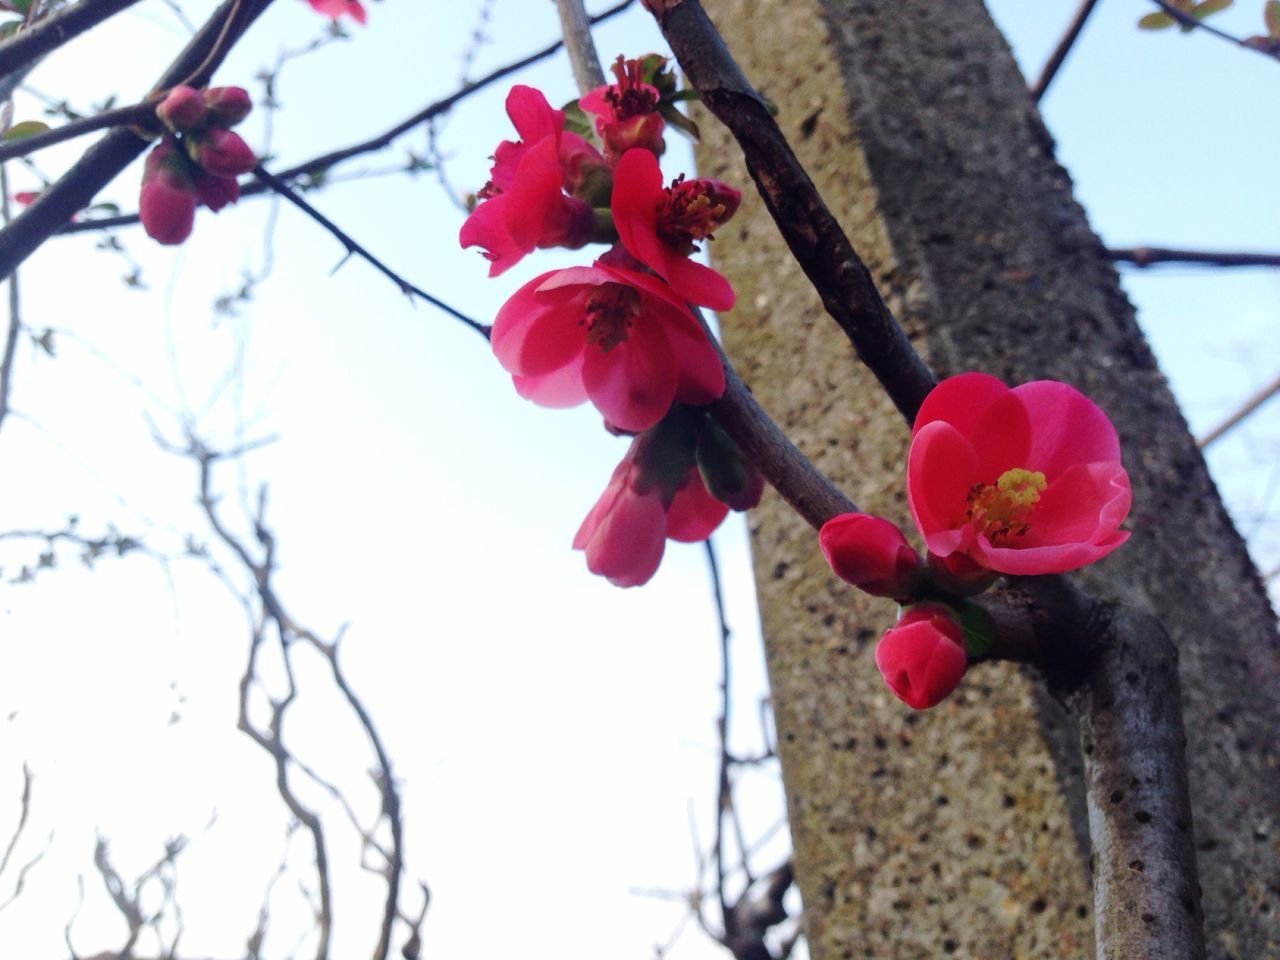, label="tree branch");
[1108,245,1280,269]
[648,0,937,423]
[0,0,278,282]
[1031,0,1102,102]
[555,0,607,90]
[1148,0,1280,62]
[251,163,487,337]
[0,101,156,165]
[0,0,147,83]
[1197,369,1280,449]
